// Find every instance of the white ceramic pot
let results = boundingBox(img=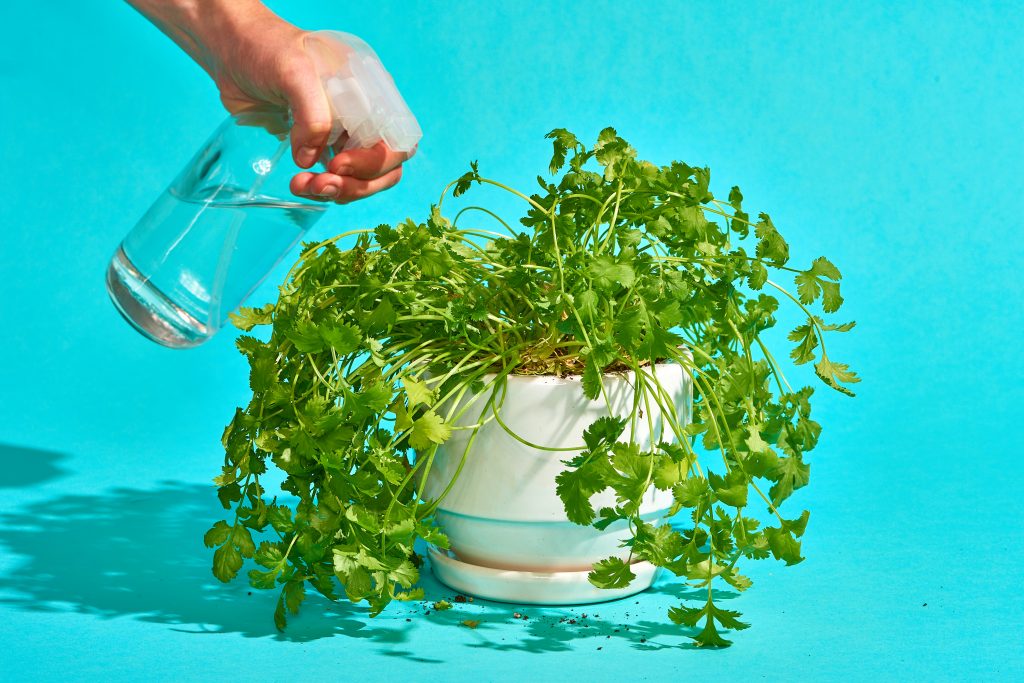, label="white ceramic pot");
[422,362,691,604]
